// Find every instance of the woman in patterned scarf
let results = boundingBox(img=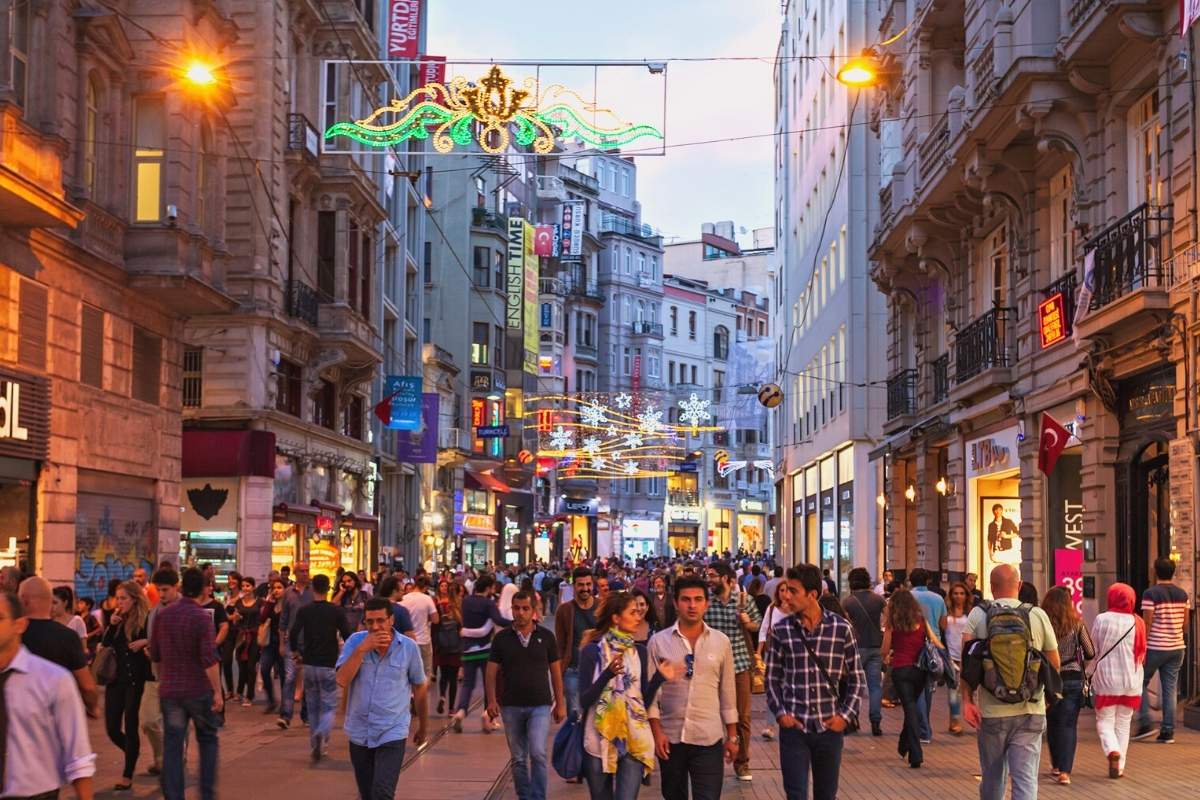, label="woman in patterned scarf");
[578,592,683,799]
